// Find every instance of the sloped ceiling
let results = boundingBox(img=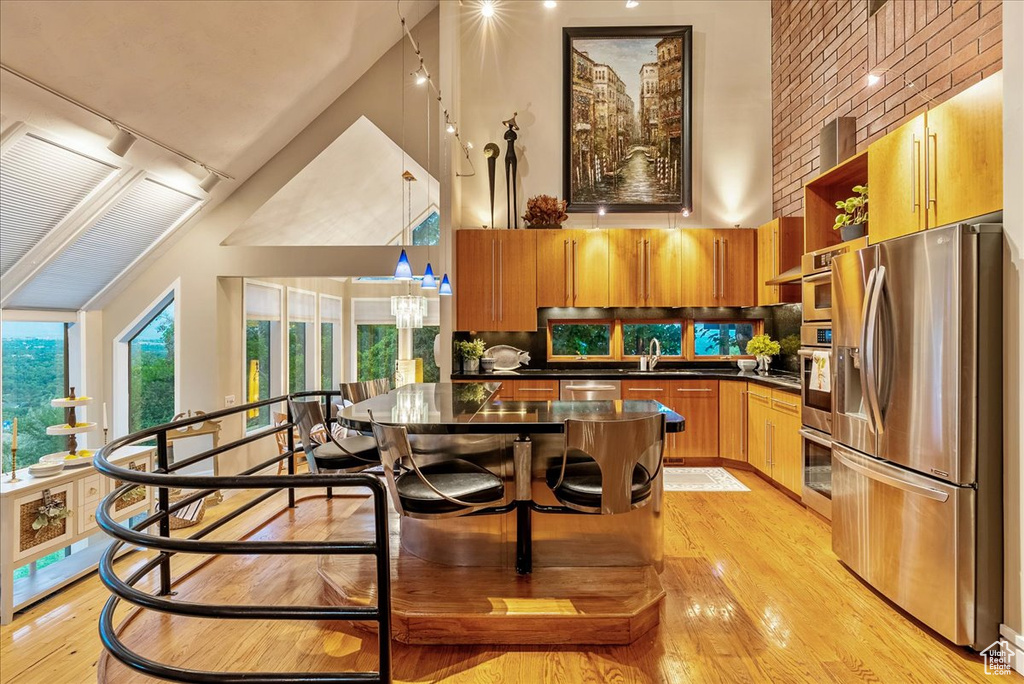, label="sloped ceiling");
[223,115,438,247]
[0,0,437,181]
